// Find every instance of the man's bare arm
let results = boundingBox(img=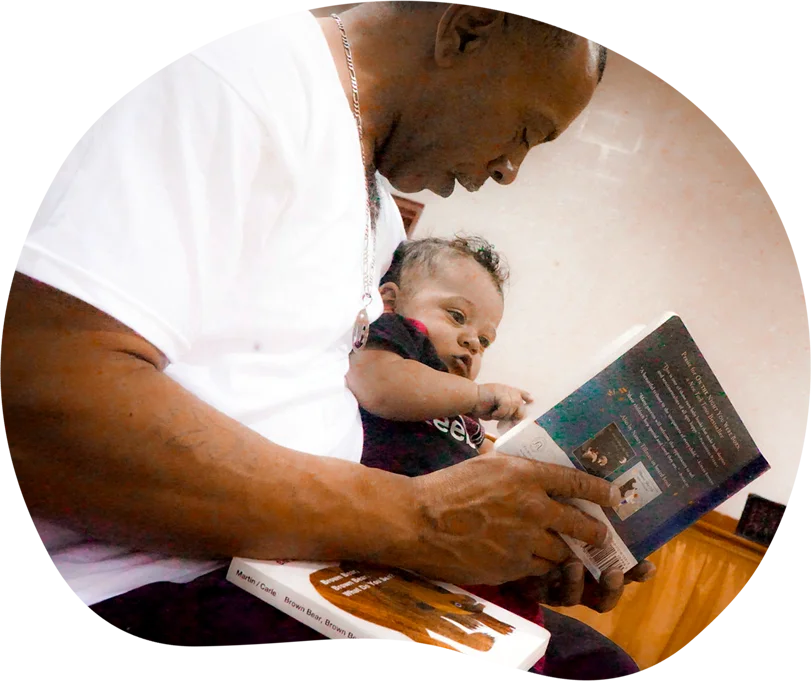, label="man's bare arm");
[2,273,418,562]
[3,273,621,585]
